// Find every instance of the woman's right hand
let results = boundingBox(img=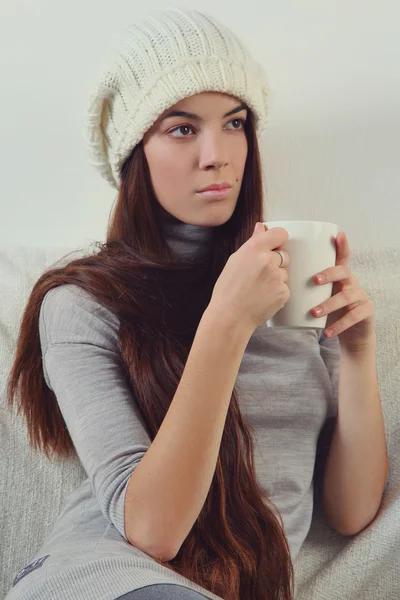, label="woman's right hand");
[209,222,291,332]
